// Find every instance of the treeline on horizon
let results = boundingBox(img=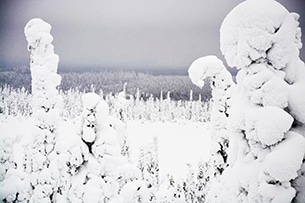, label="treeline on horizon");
[0,66,211,101]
